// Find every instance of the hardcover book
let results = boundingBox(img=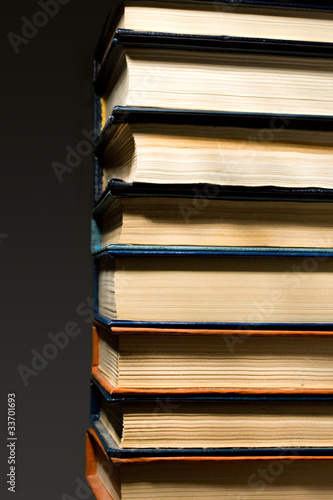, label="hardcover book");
[91,323,333,395]
[90,378,333,455]
[95,32,333,125]
[94,247,333,329]
[95,0,333,65]
[86,428,333,500]
[92,190,333,251]
[94,109,333,193]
